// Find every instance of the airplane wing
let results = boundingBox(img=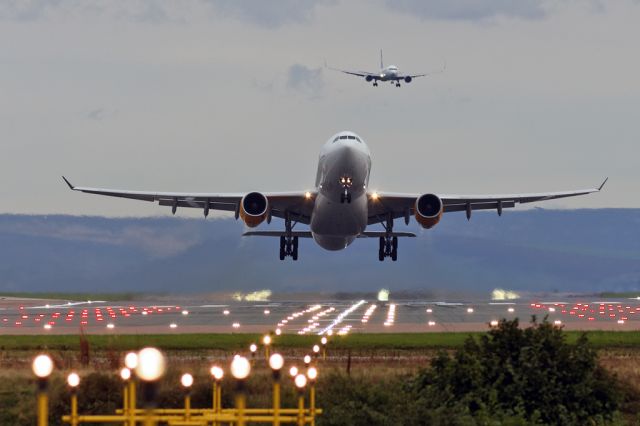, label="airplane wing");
[396,60,447,81]
[367,179,607,225]
[62,177,316,224]
[325,63,380,80]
